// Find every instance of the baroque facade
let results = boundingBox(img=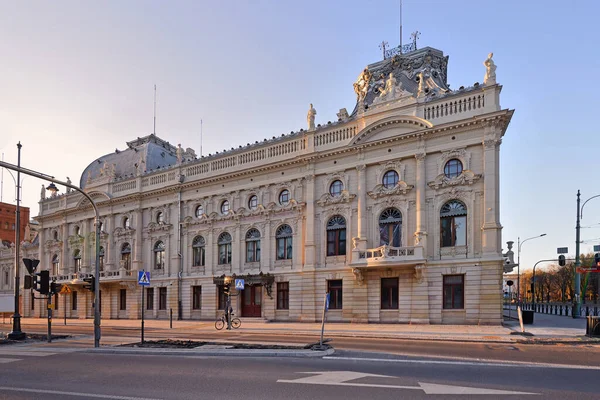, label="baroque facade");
[6,46,512,324]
